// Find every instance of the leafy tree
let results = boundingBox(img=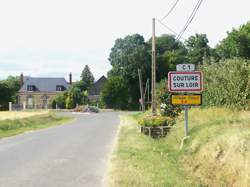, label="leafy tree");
[108,34,151,109]
[101,76,128,109]
[216,21,250,59]
[0,82,12,109]
[52,94,66,109]
[201,58,250,110]
[148,34,188,81]
[185,33,211,65]
[80,65,95,90]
